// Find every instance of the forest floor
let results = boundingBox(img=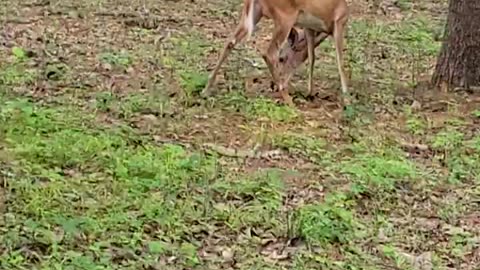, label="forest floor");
[1,0,480,269]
